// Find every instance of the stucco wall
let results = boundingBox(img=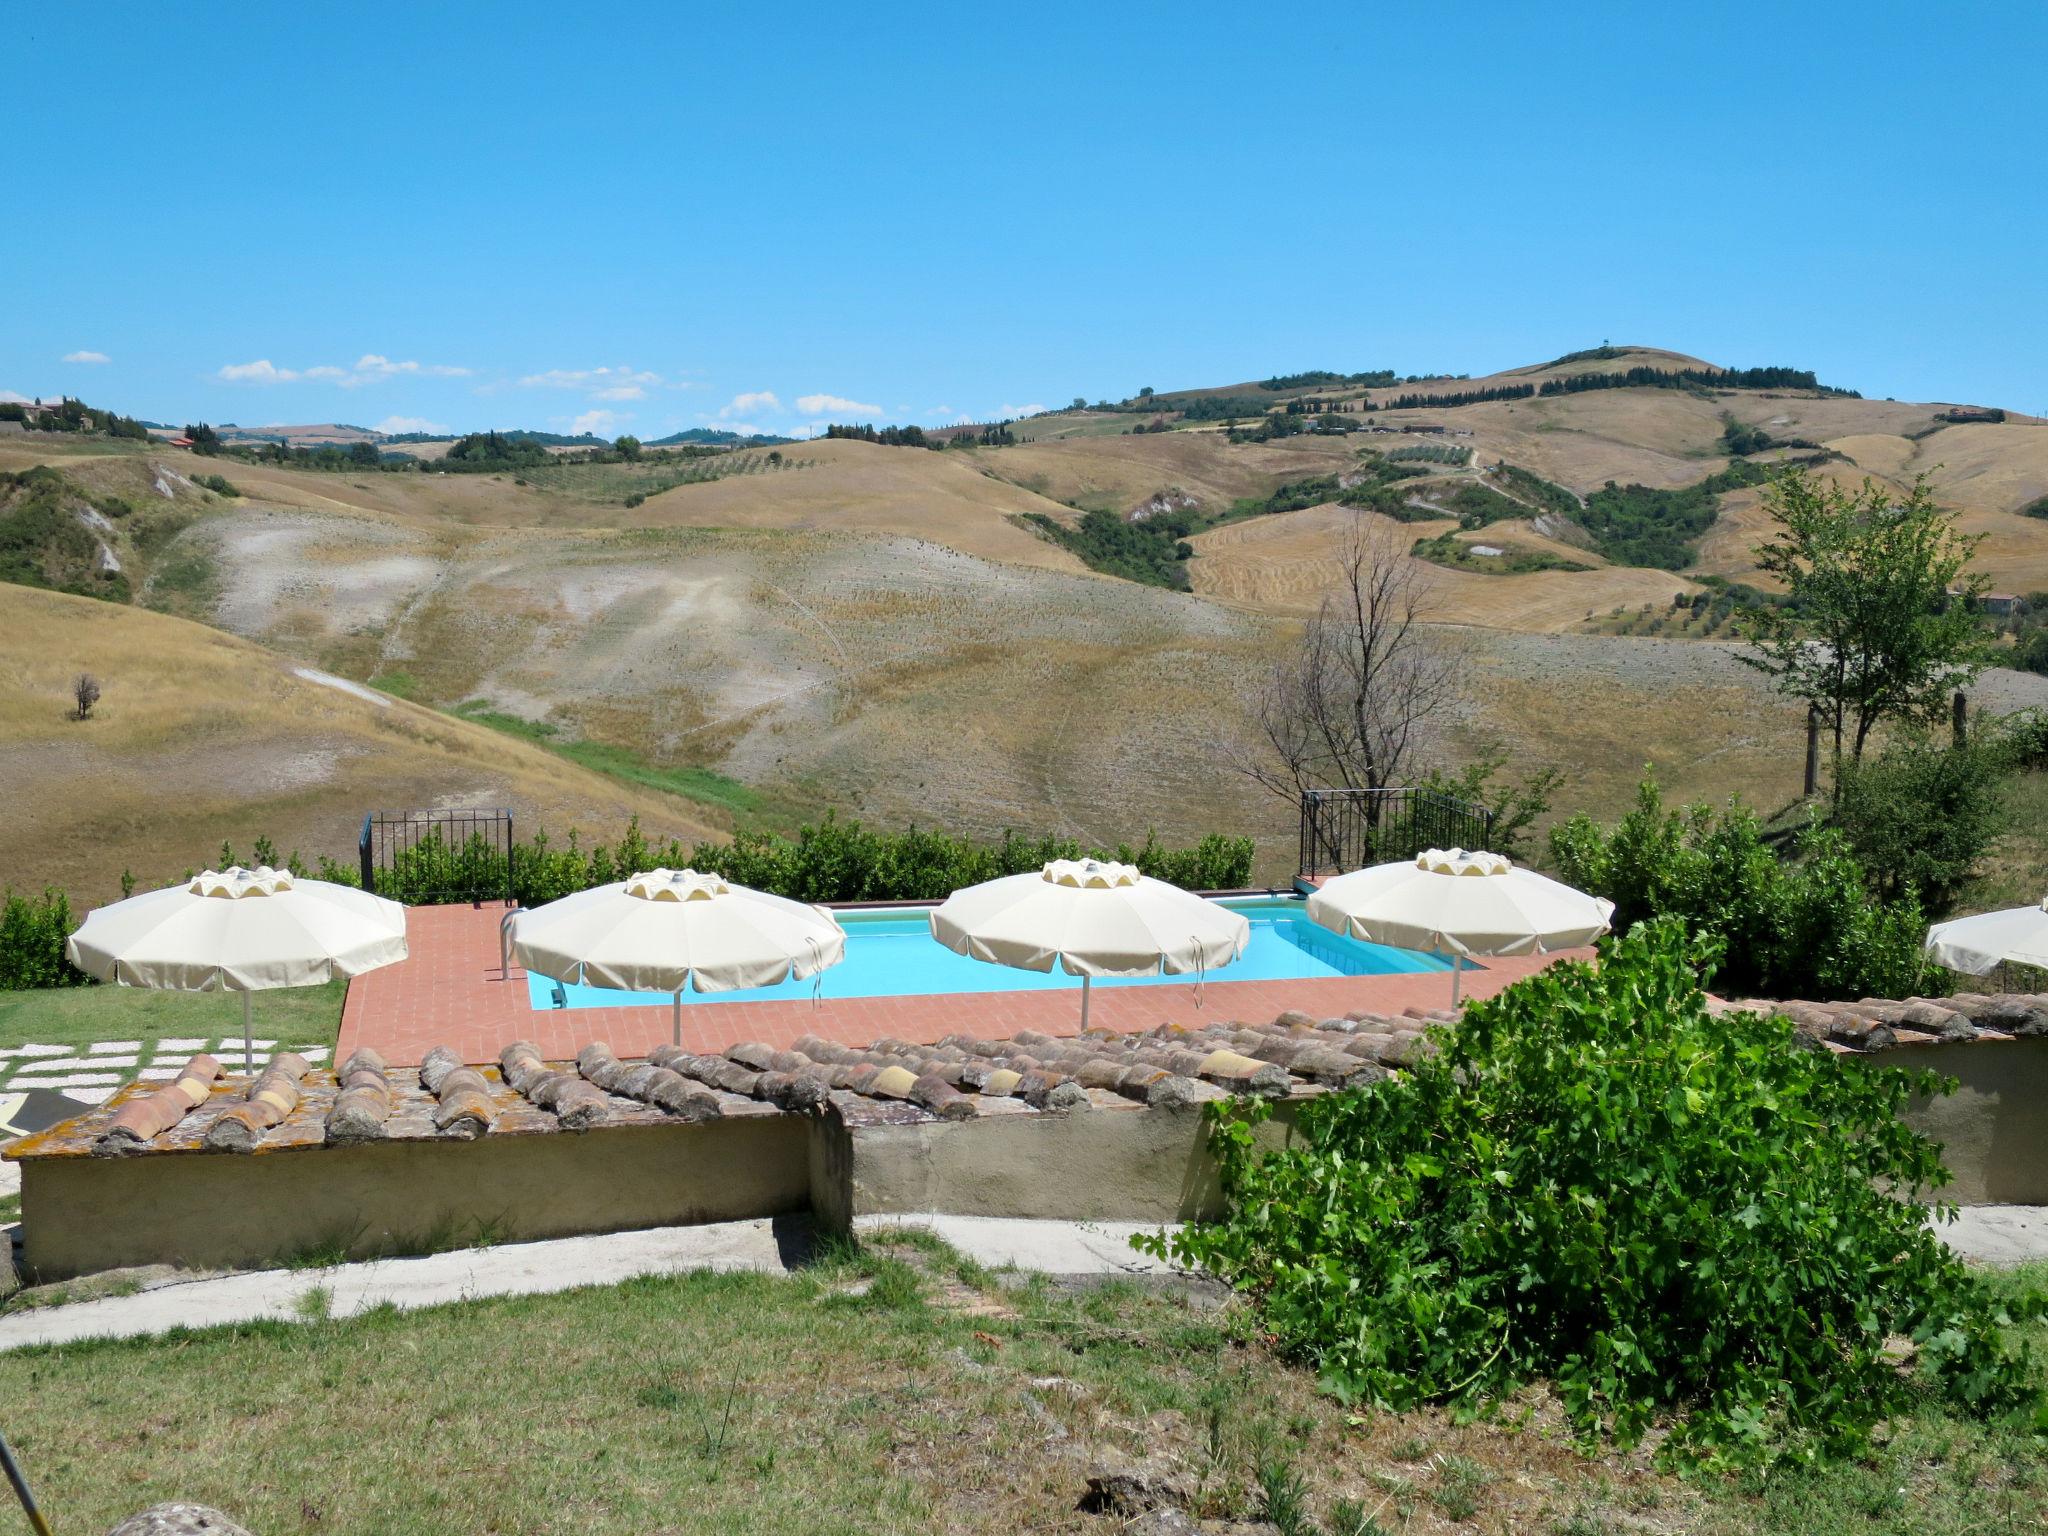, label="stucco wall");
[1895,1039,2048,1205]
[21,1117,810,1281]
[837,1100,1305,1226]
[20,1039,2046,1282]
